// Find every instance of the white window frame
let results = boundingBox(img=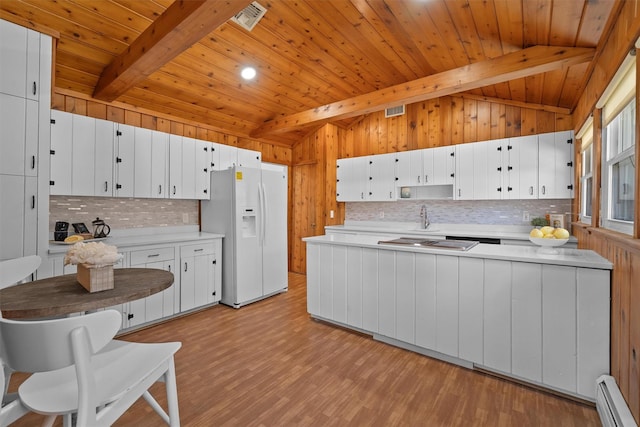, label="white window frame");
[578,119,593,222]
